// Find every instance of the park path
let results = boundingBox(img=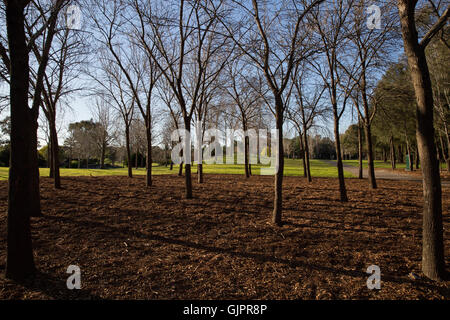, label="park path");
[321,160,450,187]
